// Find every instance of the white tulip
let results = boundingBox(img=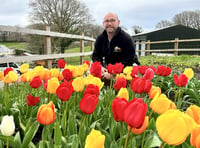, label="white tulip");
[0,115,15,136]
